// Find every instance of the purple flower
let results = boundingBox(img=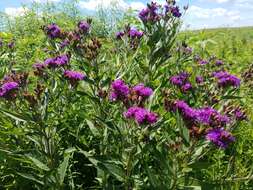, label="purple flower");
[8,41,15,49]
[60,39,69,49]
[0,82,19,98]
[173,100,197,122]
[138,2,159,23]
[213,71,240,88]
[45,23,61,39]
[206,128,235,149]
[45,54,69,68]
[132,83,153,98]
[233,108,247,121]
[182,82,192,92]
[165,5,182,18]
[78,21,90,33]
[215,60,223,66]
[170,72,189,86]
[33,63,46,70]
[64,70,86,81]
[124,106,158,125]
[172,101,229,127]
[183,47,192,55]
[110,79,130,101]
[128,28,144,39]
[196,107,229,126]
[116,31,124,39]
[198,59,209,65]
[196,76,204,84]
